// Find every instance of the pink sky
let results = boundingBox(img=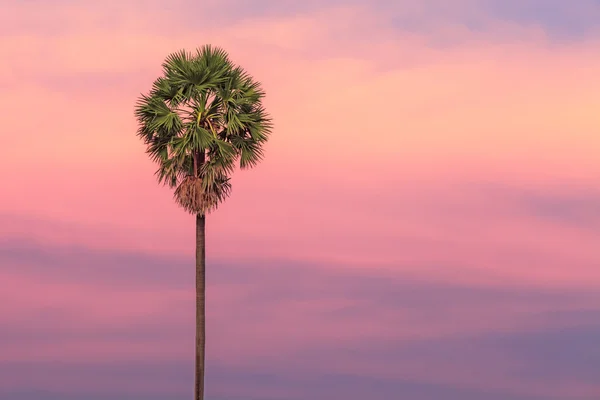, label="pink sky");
[1,1,600,399]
